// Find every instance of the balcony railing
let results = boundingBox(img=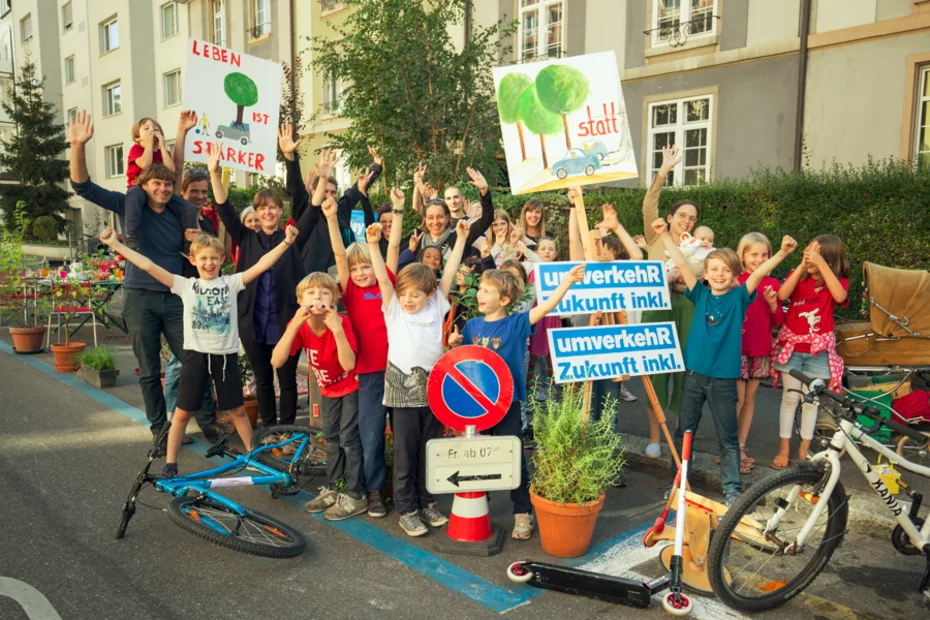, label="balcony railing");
[644,15,720,48]
[320,0,346,15]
